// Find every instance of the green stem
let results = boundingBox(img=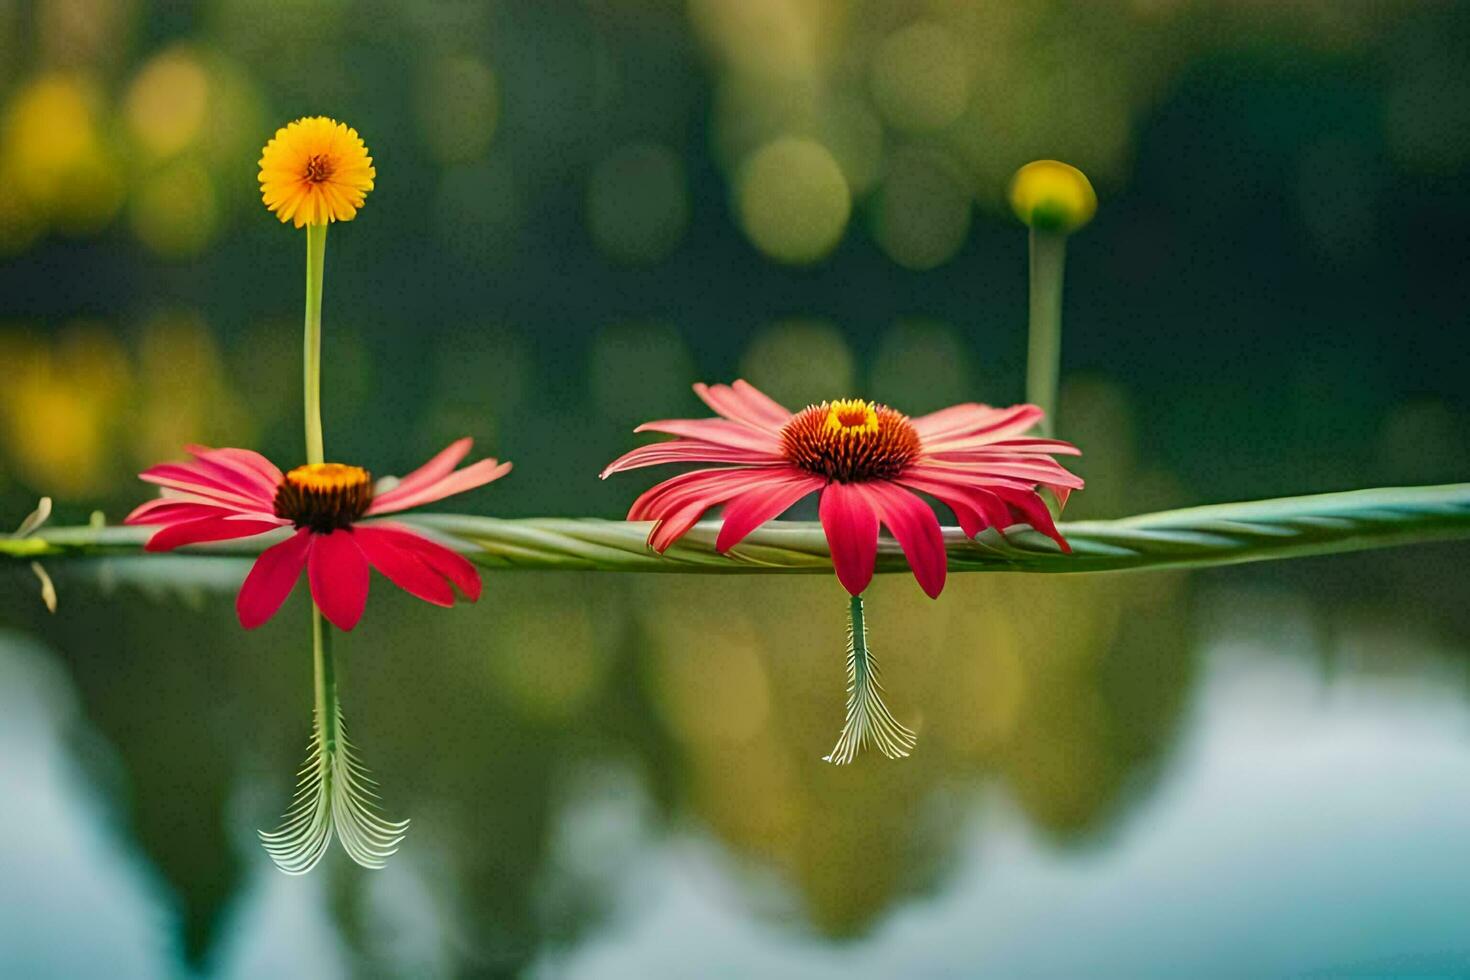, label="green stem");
[848,592,867,678]
[303,223,333,756]
[1026,228,1067,437]
[312,607,338,756]
[303,222,328,466]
